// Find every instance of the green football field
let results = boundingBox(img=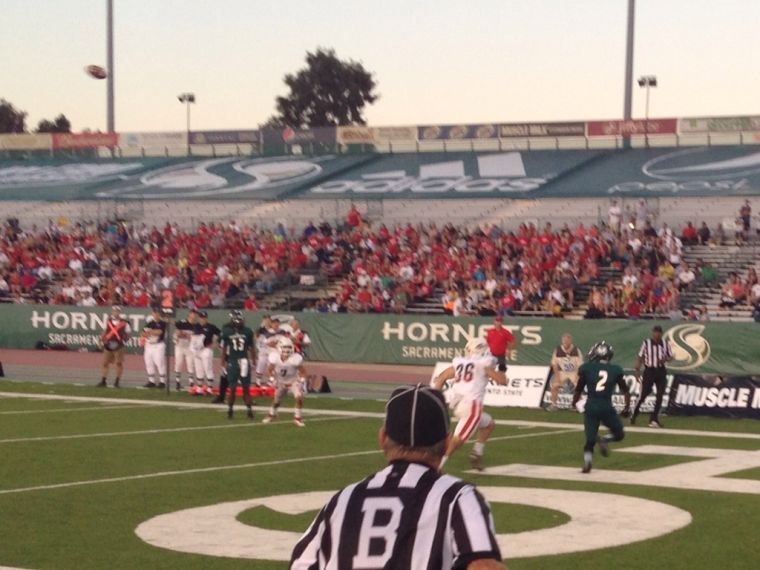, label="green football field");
[0,378,758,570]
